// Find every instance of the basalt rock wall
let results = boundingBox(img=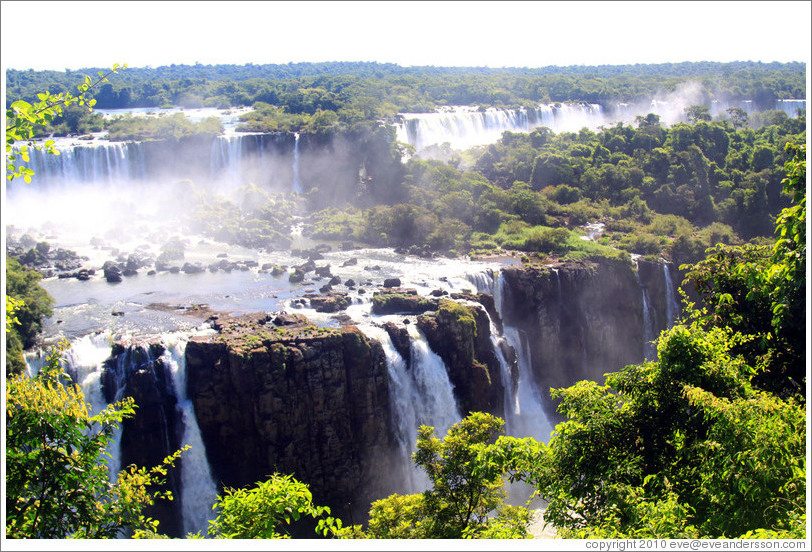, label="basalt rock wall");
[183,313,397,520]
[416,295,506,418]
[102,343,185,538]
[500,258,676,422]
